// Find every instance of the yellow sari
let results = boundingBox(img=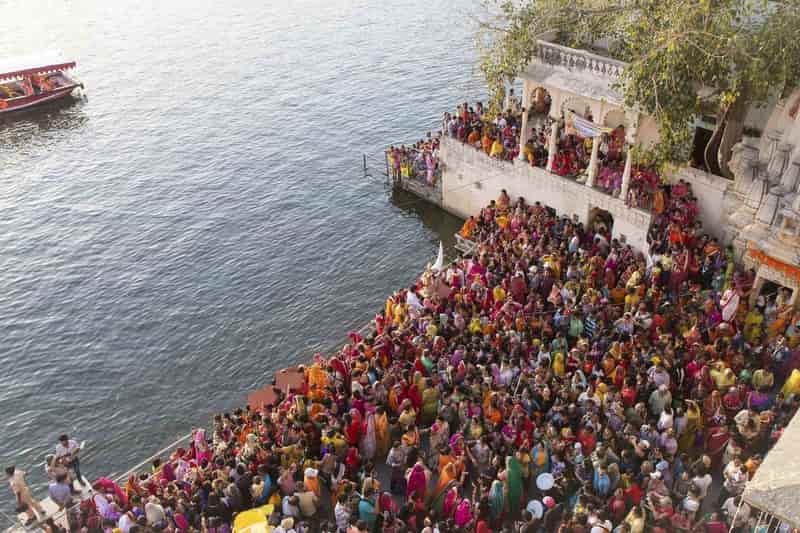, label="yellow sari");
[490,140,504,158]
[375,411,390,459]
